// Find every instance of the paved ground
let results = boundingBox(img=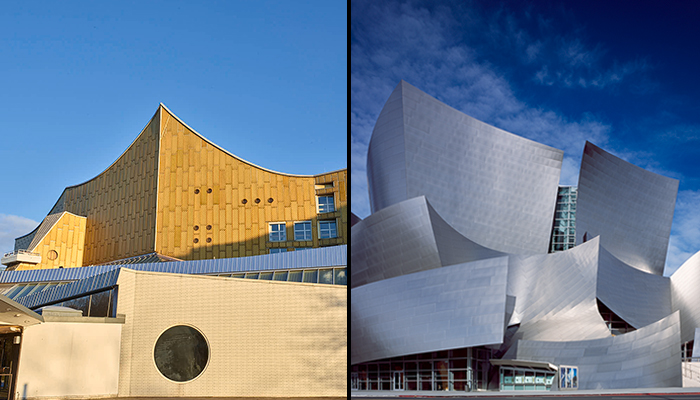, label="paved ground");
[64,398,345,400]
[352,388,700,399]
